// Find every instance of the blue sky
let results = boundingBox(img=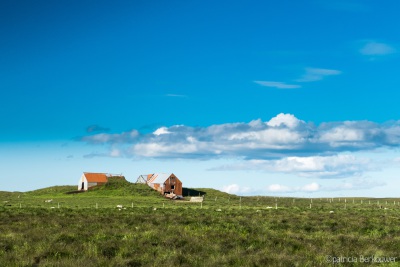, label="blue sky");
[2,0,400,197]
